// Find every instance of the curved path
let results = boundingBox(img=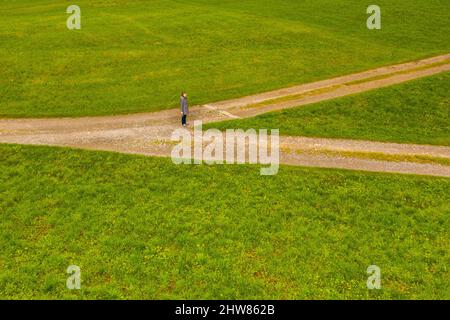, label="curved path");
[1,54,450,177]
